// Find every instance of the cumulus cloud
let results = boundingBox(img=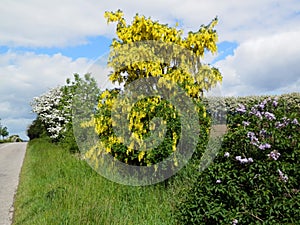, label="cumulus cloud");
[1,0,300,47]
[0,51,92,139]
[1,0,300,138]
[216,31,300,96]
